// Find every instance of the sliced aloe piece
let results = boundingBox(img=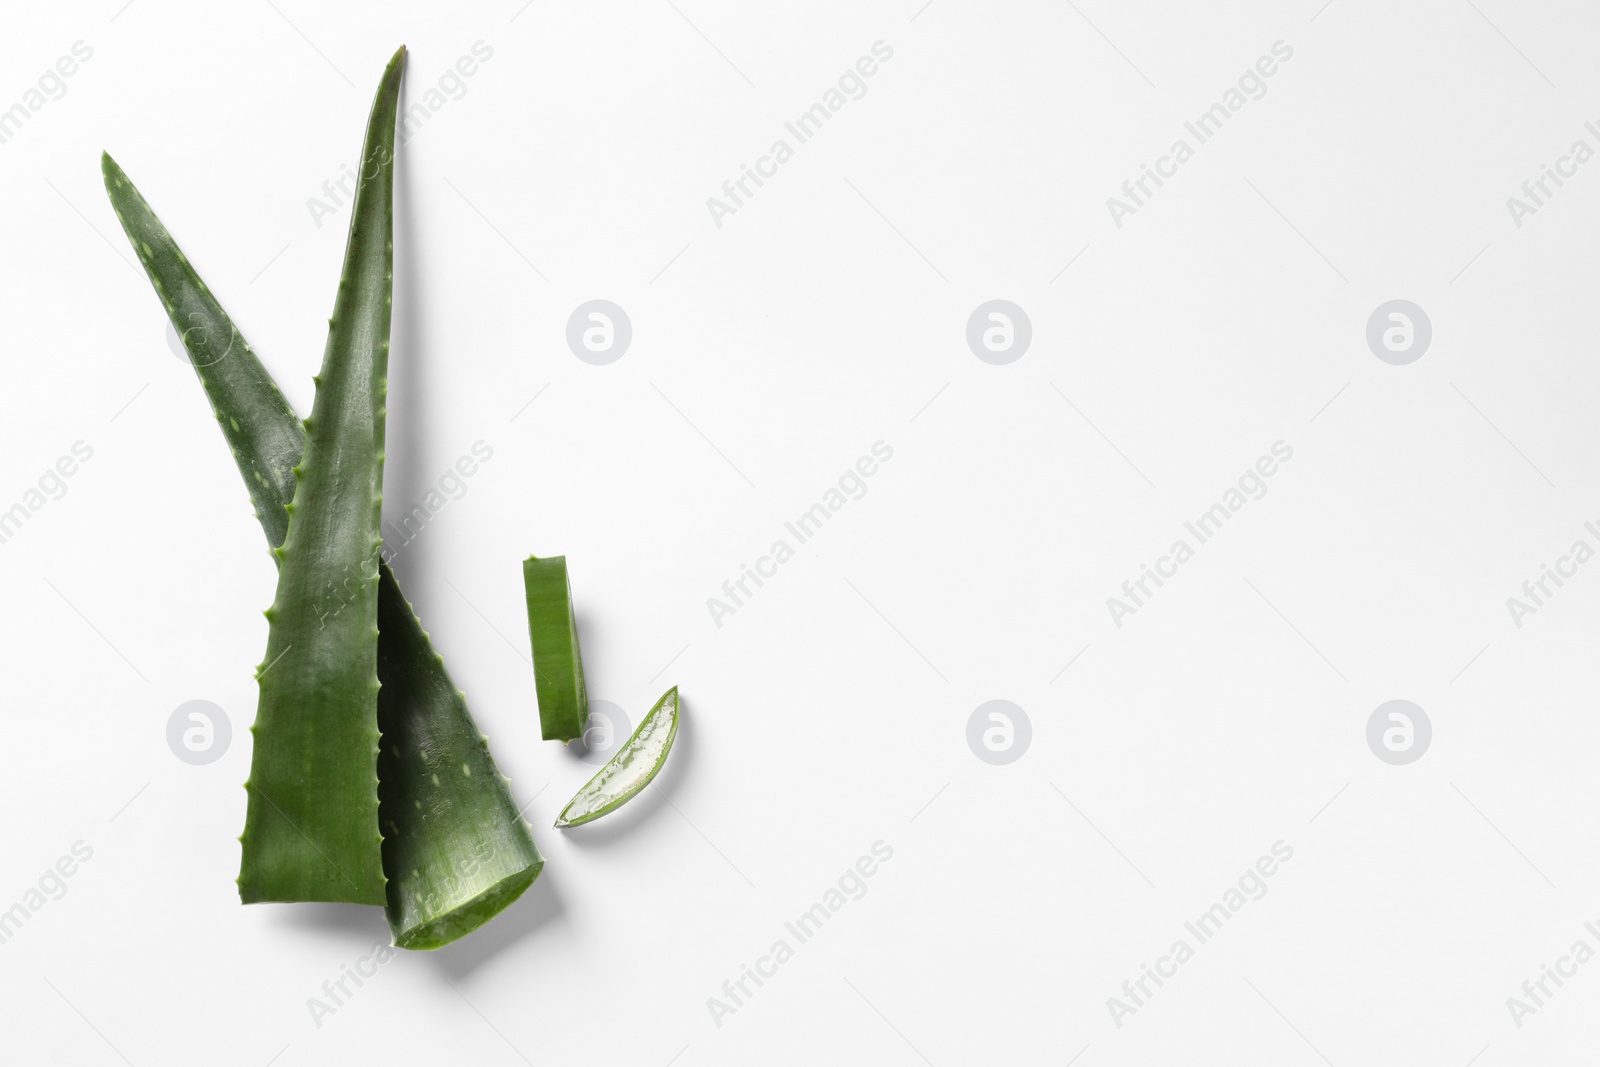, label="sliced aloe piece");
[523,555,588,742]
[556,686,679,828]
